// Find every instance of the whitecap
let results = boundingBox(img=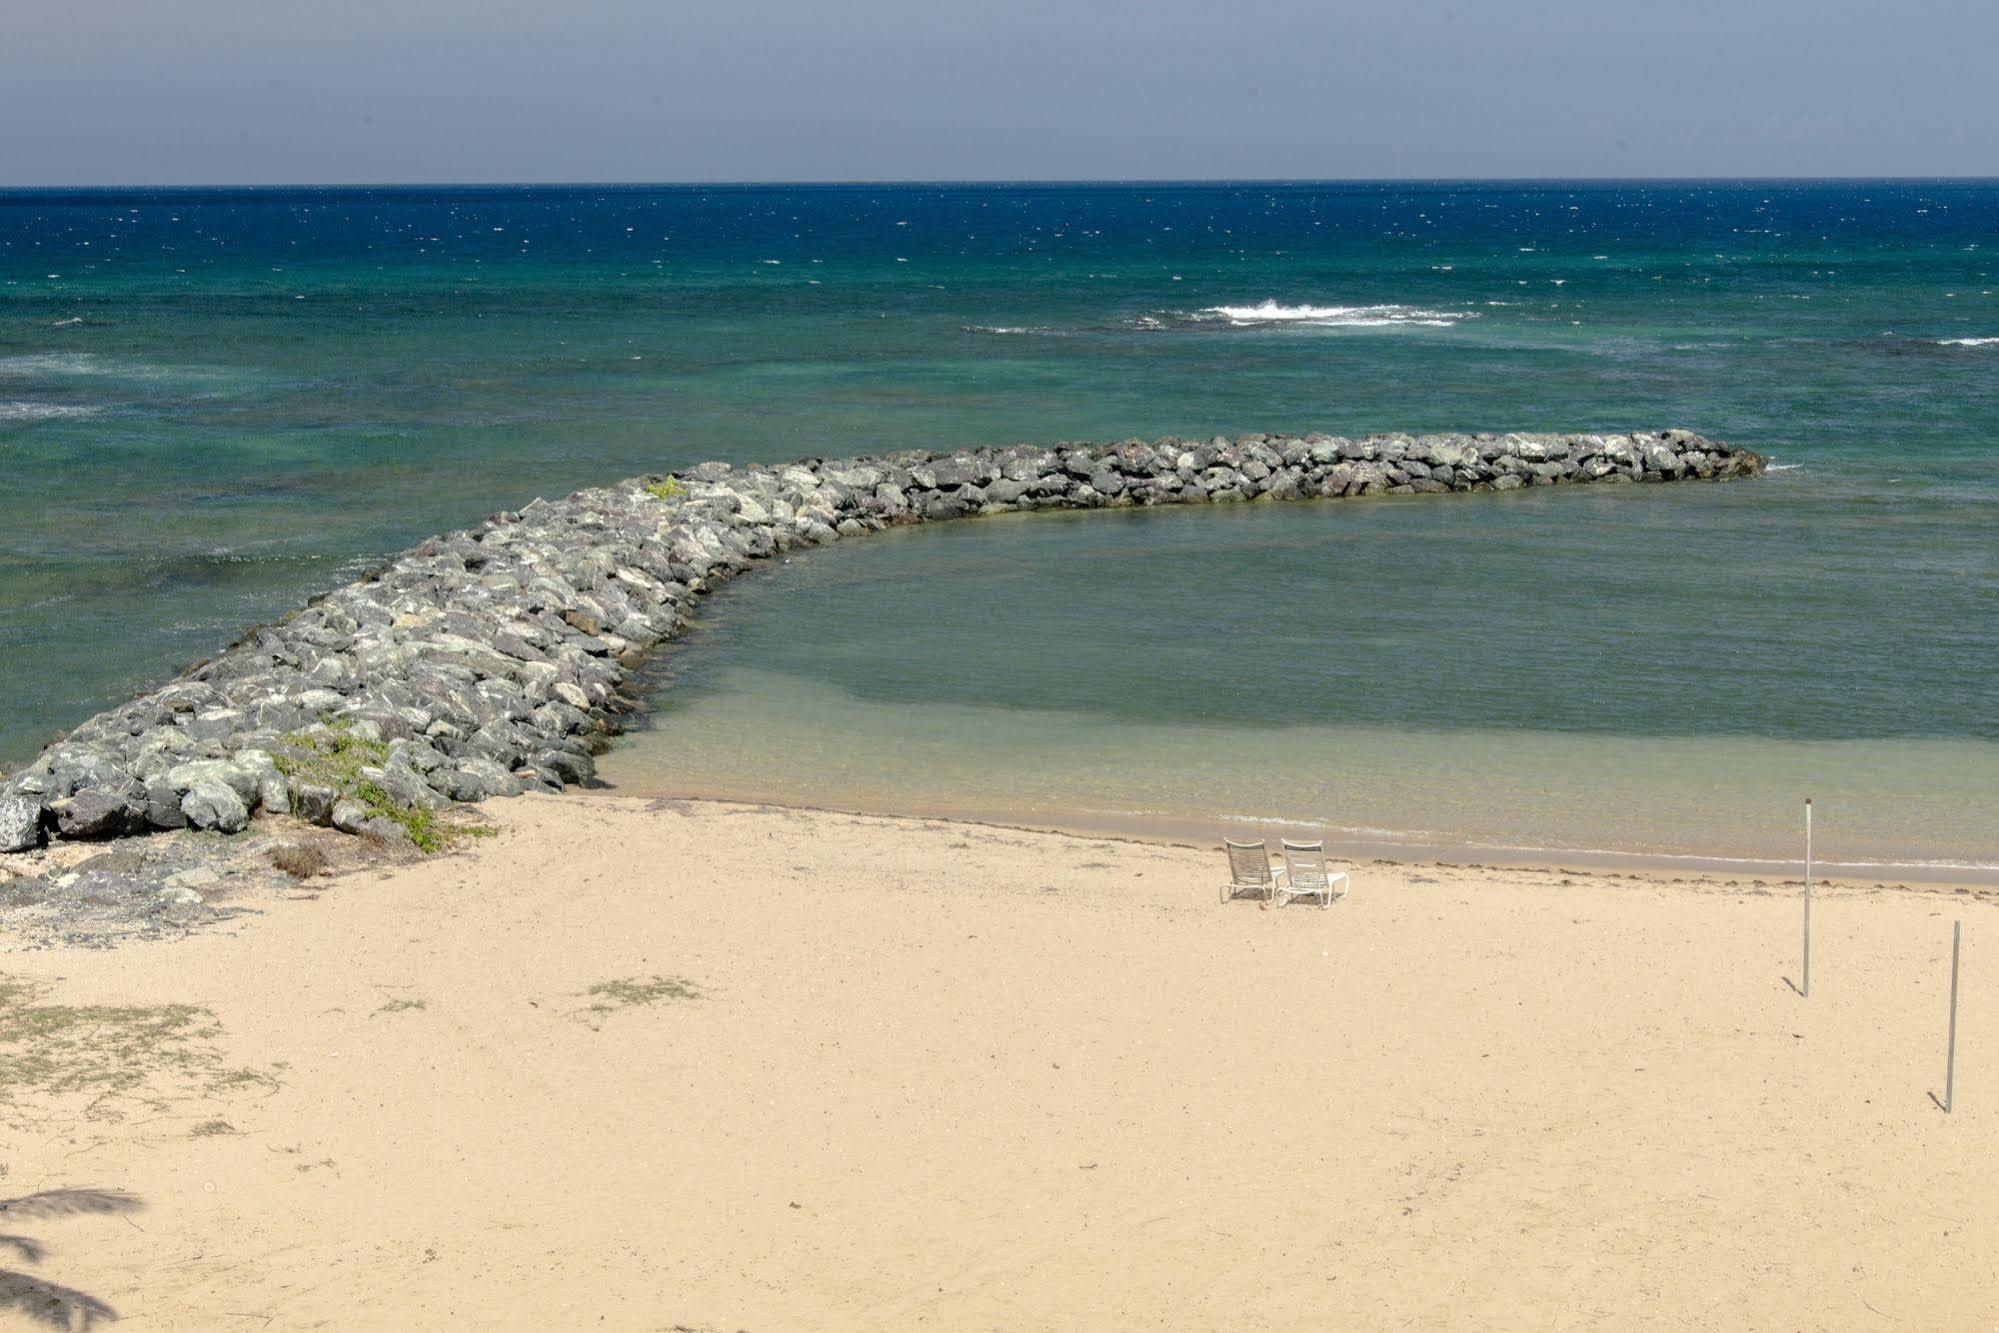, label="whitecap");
[1936,336,1999,347]
[0,351,185,380]
[0,401,102,421]
[0,351,111,376]
[1184,301,1475,329]
[49,316,85,327]
[0,351,229,385]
